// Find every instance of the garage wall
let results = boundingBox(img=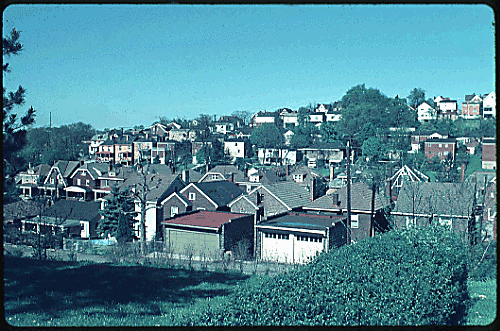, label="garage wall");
[164,226,220,259]
[222,215,254,257]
